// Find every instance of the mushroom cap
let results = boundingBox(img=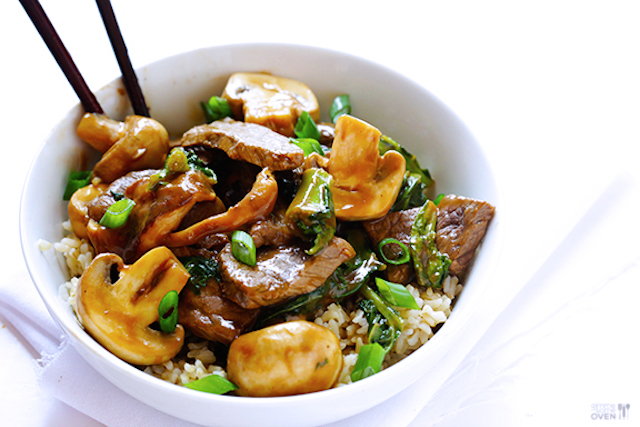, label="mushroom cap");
[328,115,406,221]
[222,72,320,137]
[92,115,170,183]
[76,246,190,365]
